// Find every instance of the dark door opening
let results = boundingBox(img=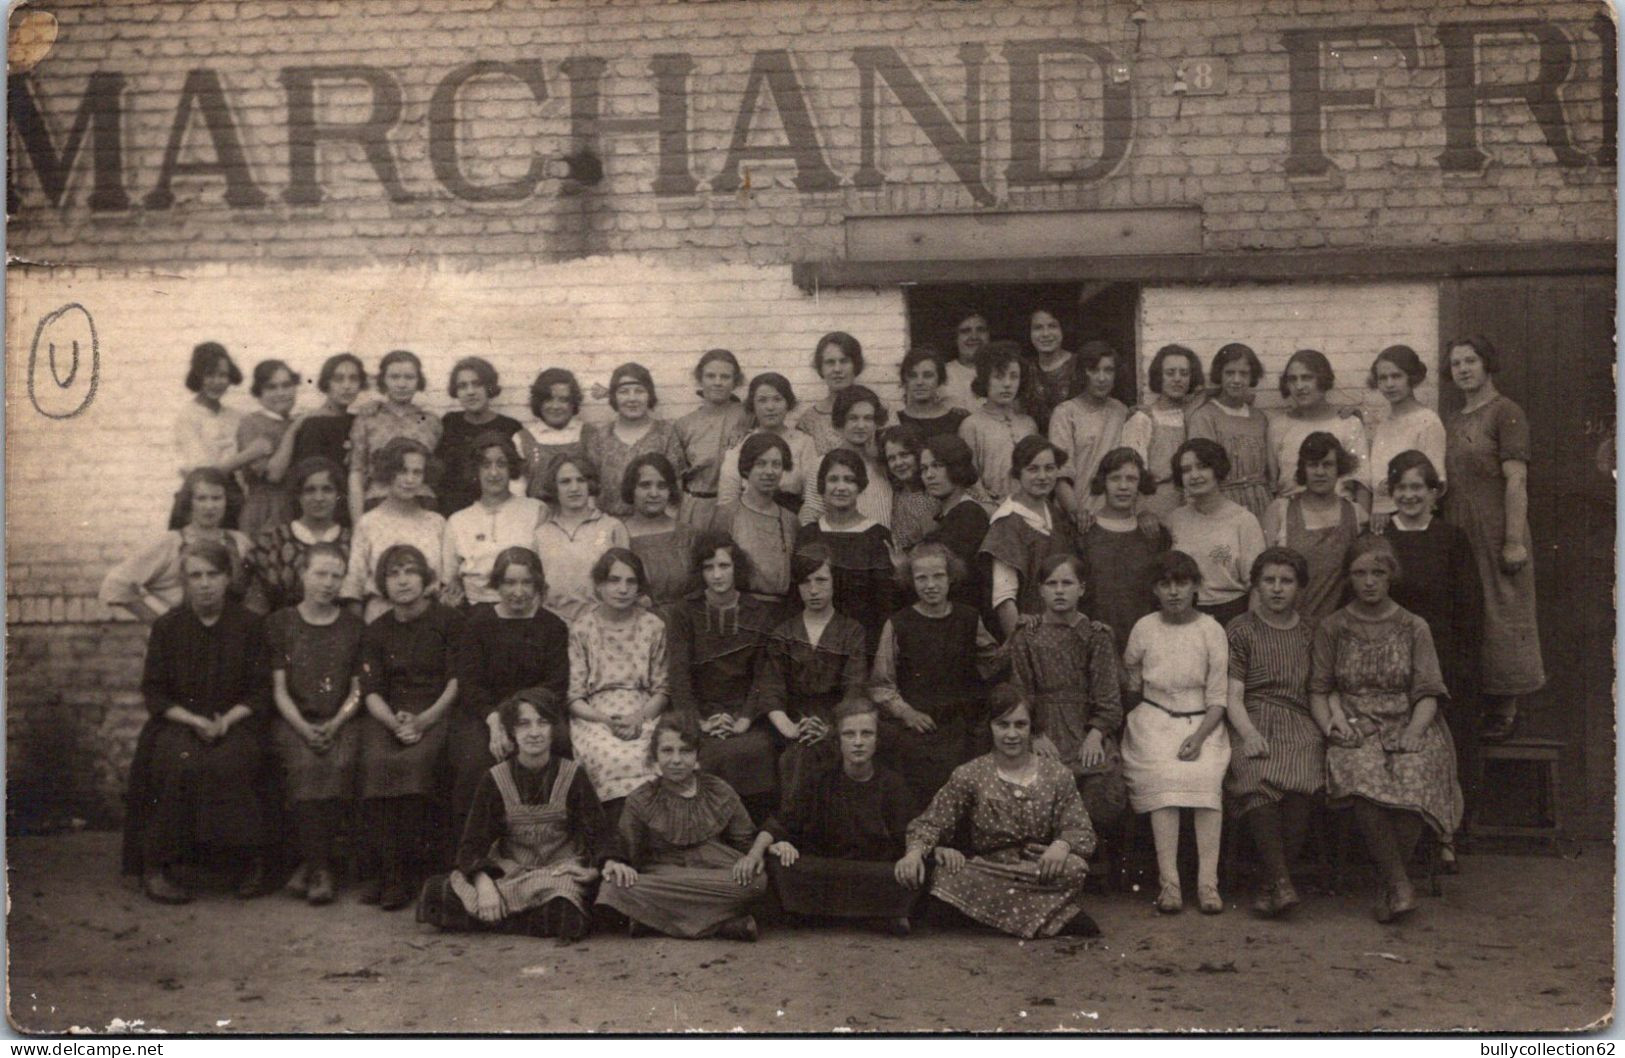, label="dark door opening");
[904,282,1141,407]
